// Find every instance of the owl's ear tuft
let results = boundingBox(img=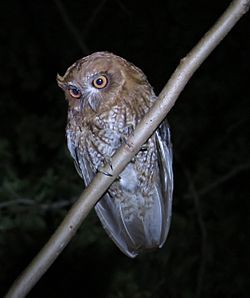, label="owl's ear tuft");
[56,73,66,89]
